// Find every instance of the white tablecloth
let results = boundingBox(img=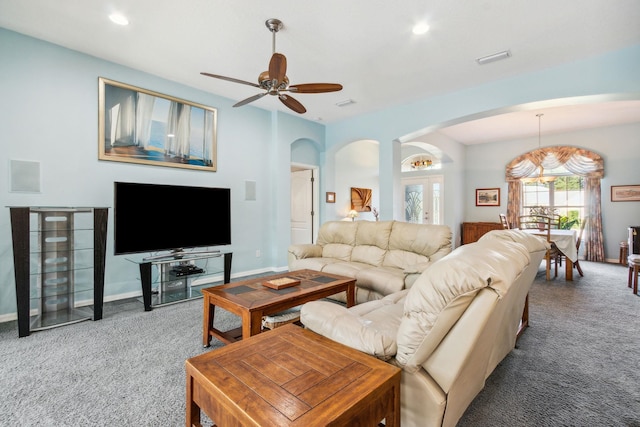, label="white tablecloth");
[523,229,578,262]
